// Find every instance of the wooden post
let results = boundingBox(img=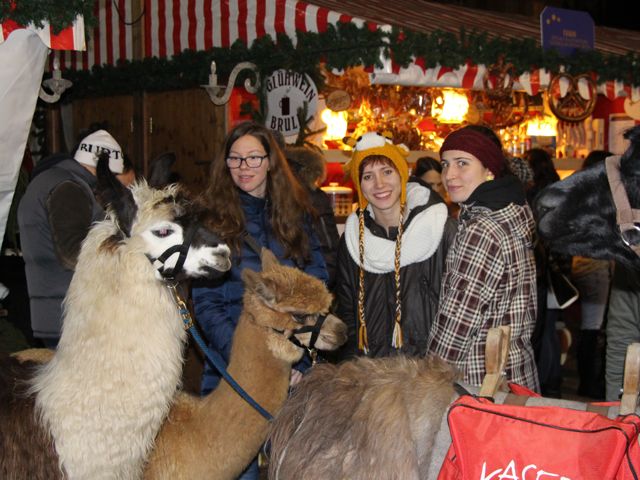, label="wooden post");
[130,0,148,176]
[620,343,640,415]
[45,103,63,155]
